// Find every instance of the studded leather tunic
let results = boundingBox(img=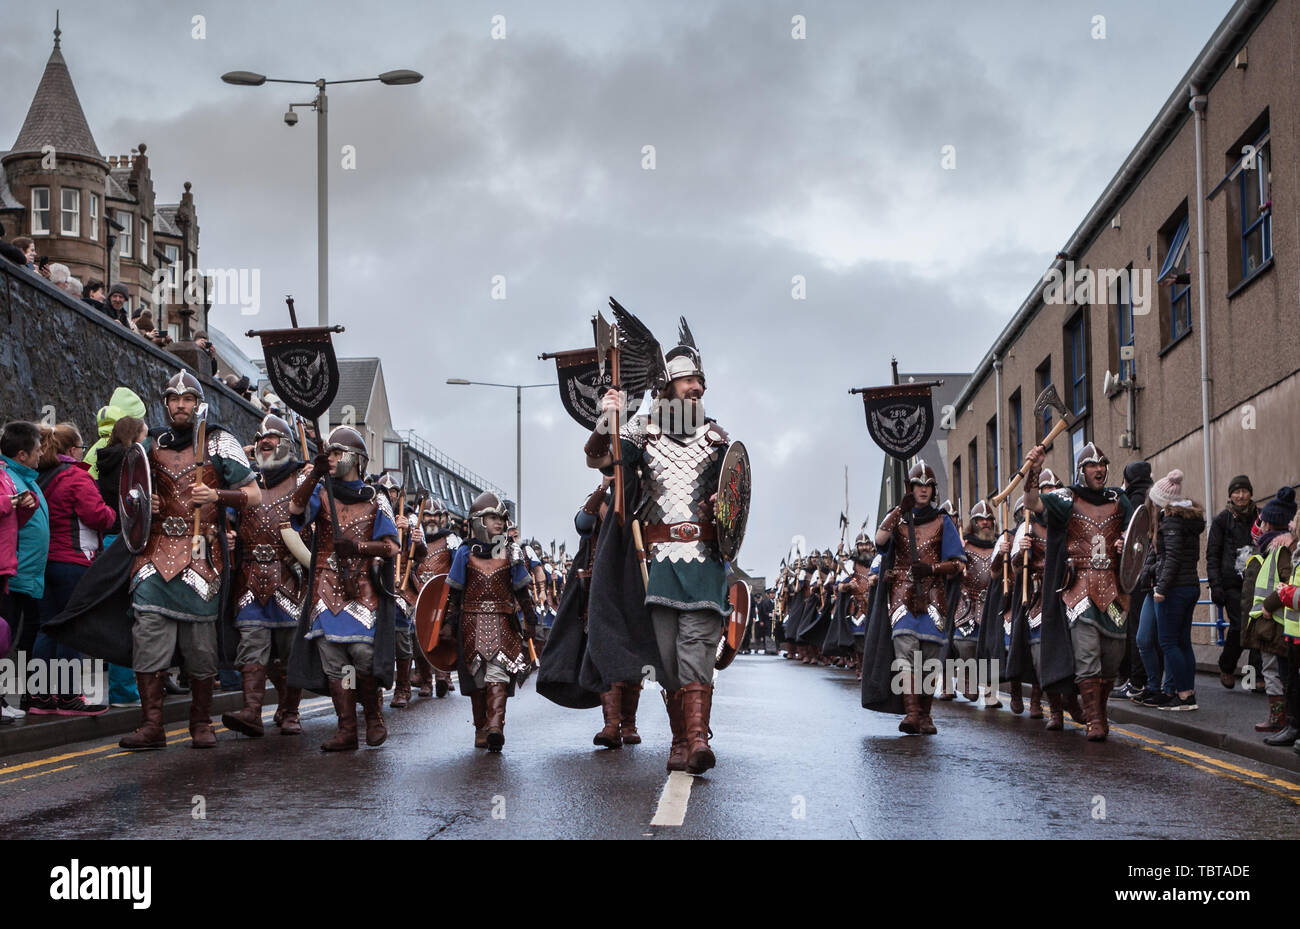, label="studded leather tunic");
[133,443,222,598]
[235,468,306,613]
[955,540,993,630]
[417,532,458,586]
[889,516,947,622]
[310,498,381,628]
[1063,494,1128,620]
[460,555,528,674]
